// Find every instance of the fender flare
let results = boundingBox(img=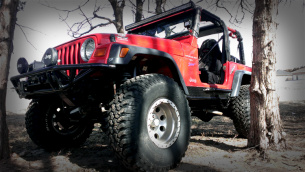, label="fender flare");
[231,70,251,97]
[108,43,189,95]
